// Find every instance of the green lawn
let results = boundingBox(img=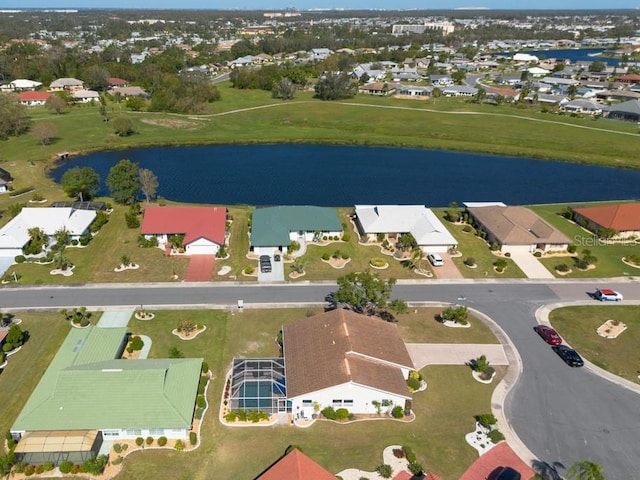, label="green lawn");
[529,203,640,278]
[2,307,503,480]
[549,305,640,383]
